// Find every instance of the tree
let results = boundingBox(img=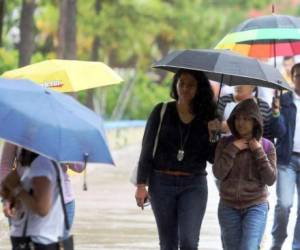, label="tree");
[0,0,5,46]
[57,0,76,59]
[85,0,102,111]
[19,0,36,66]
